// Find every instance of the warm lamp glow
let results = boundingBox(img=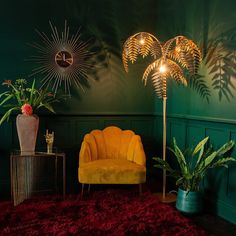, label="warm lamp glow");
[139,38,145,45]
[175,46,181,53]
[159,64,167,73]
